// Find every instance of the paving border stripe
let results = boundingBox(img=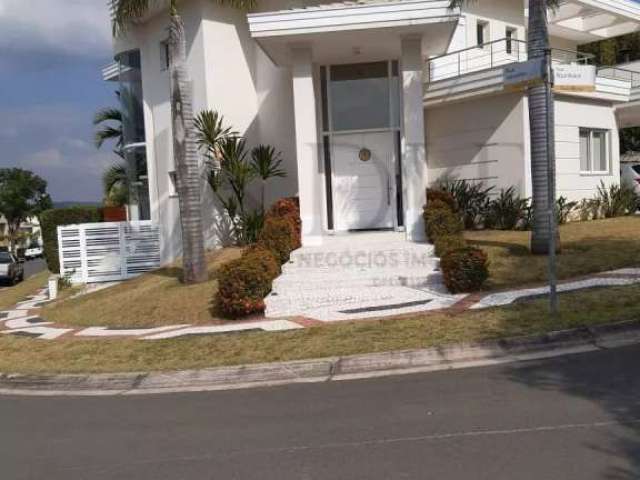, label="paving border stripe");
[1,319,639,397]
